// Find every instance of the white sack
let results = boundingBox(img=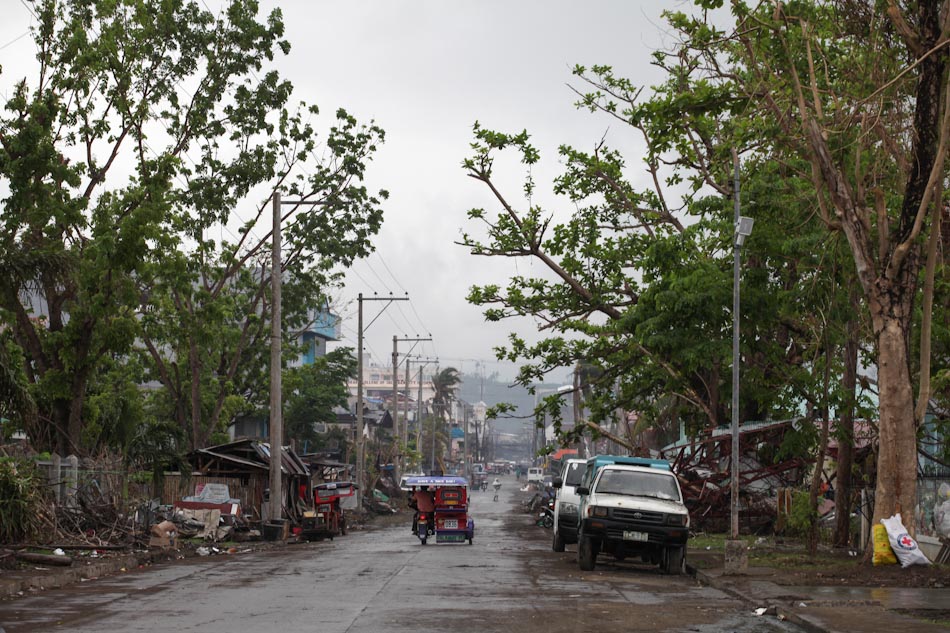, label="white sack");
[880,513,930,568]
